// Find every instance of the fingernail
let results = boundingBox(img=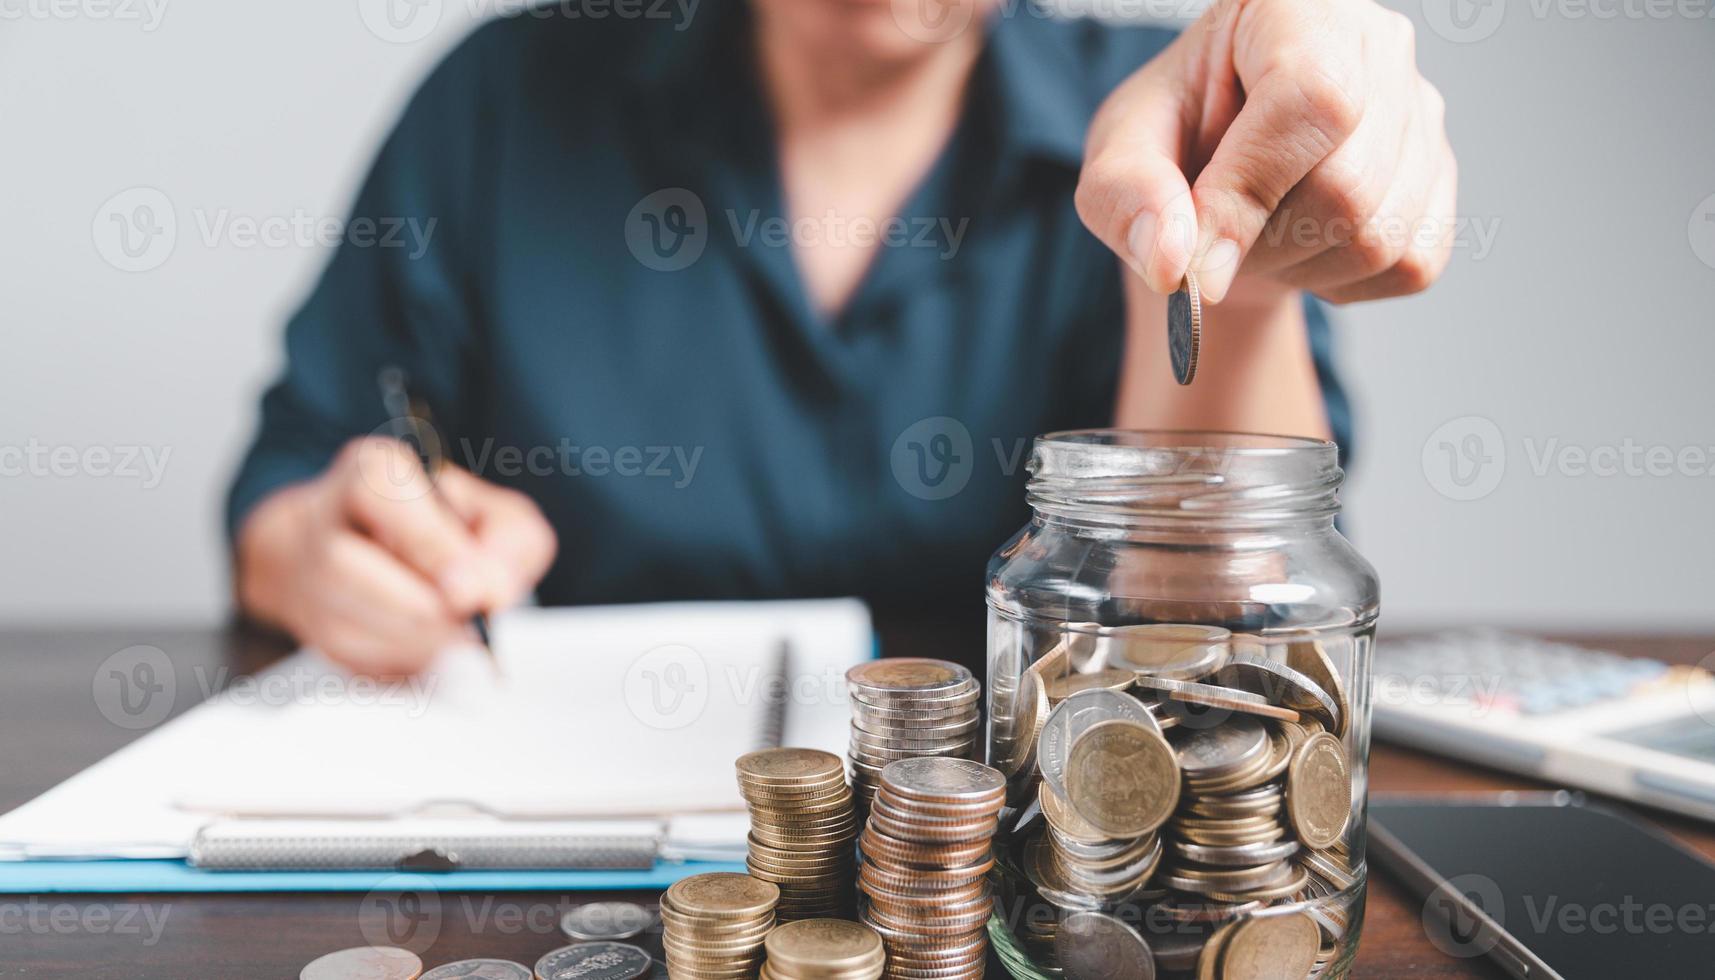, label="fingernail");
[1196,238,1241,303]
[1125,211,1158,282]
